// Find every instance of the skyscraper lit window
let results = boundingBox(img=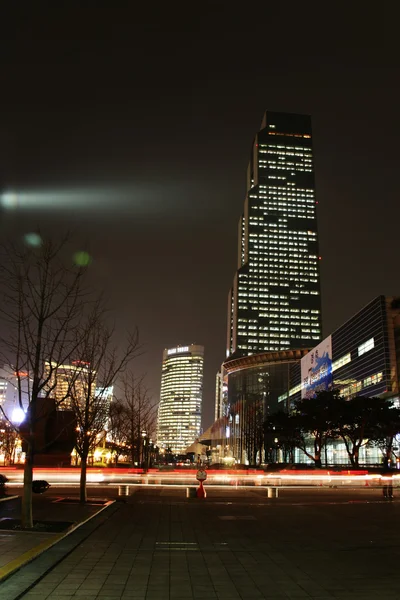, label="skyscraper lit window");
[227,112,322,357]
[157,345,204,454]
[44,360,95,410]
